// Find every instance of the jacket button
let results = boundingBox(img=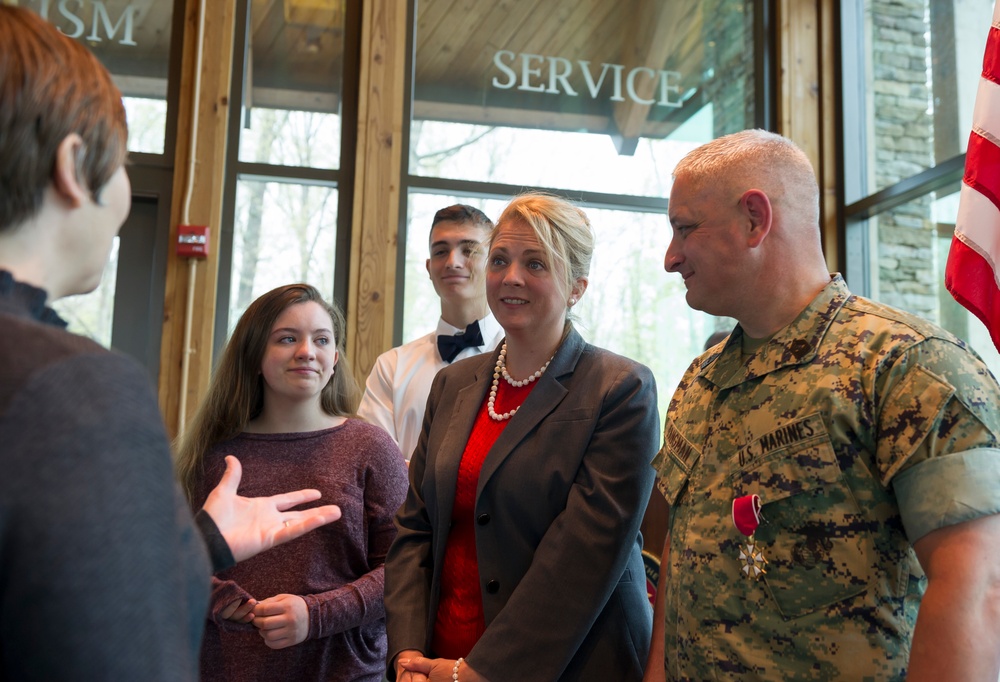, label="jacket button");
[486,580,500,594]
[477,513,491,525]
